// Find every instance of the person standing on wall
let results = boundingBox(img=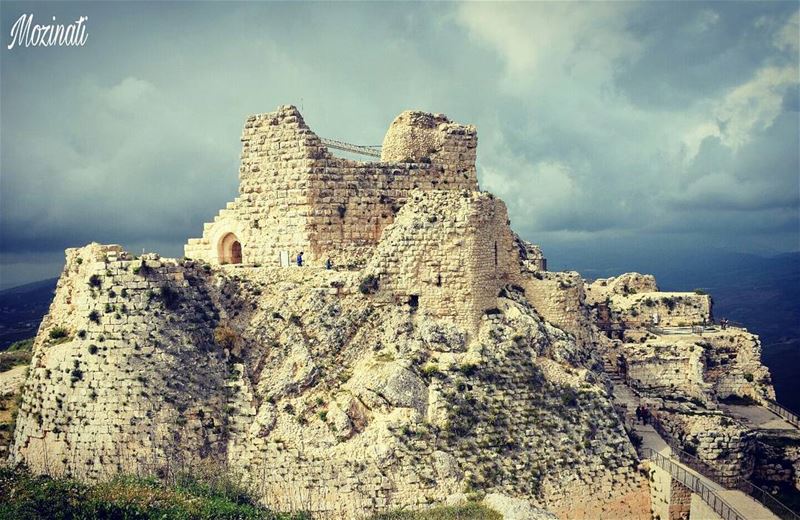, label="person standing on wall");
[297,251,304,267]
